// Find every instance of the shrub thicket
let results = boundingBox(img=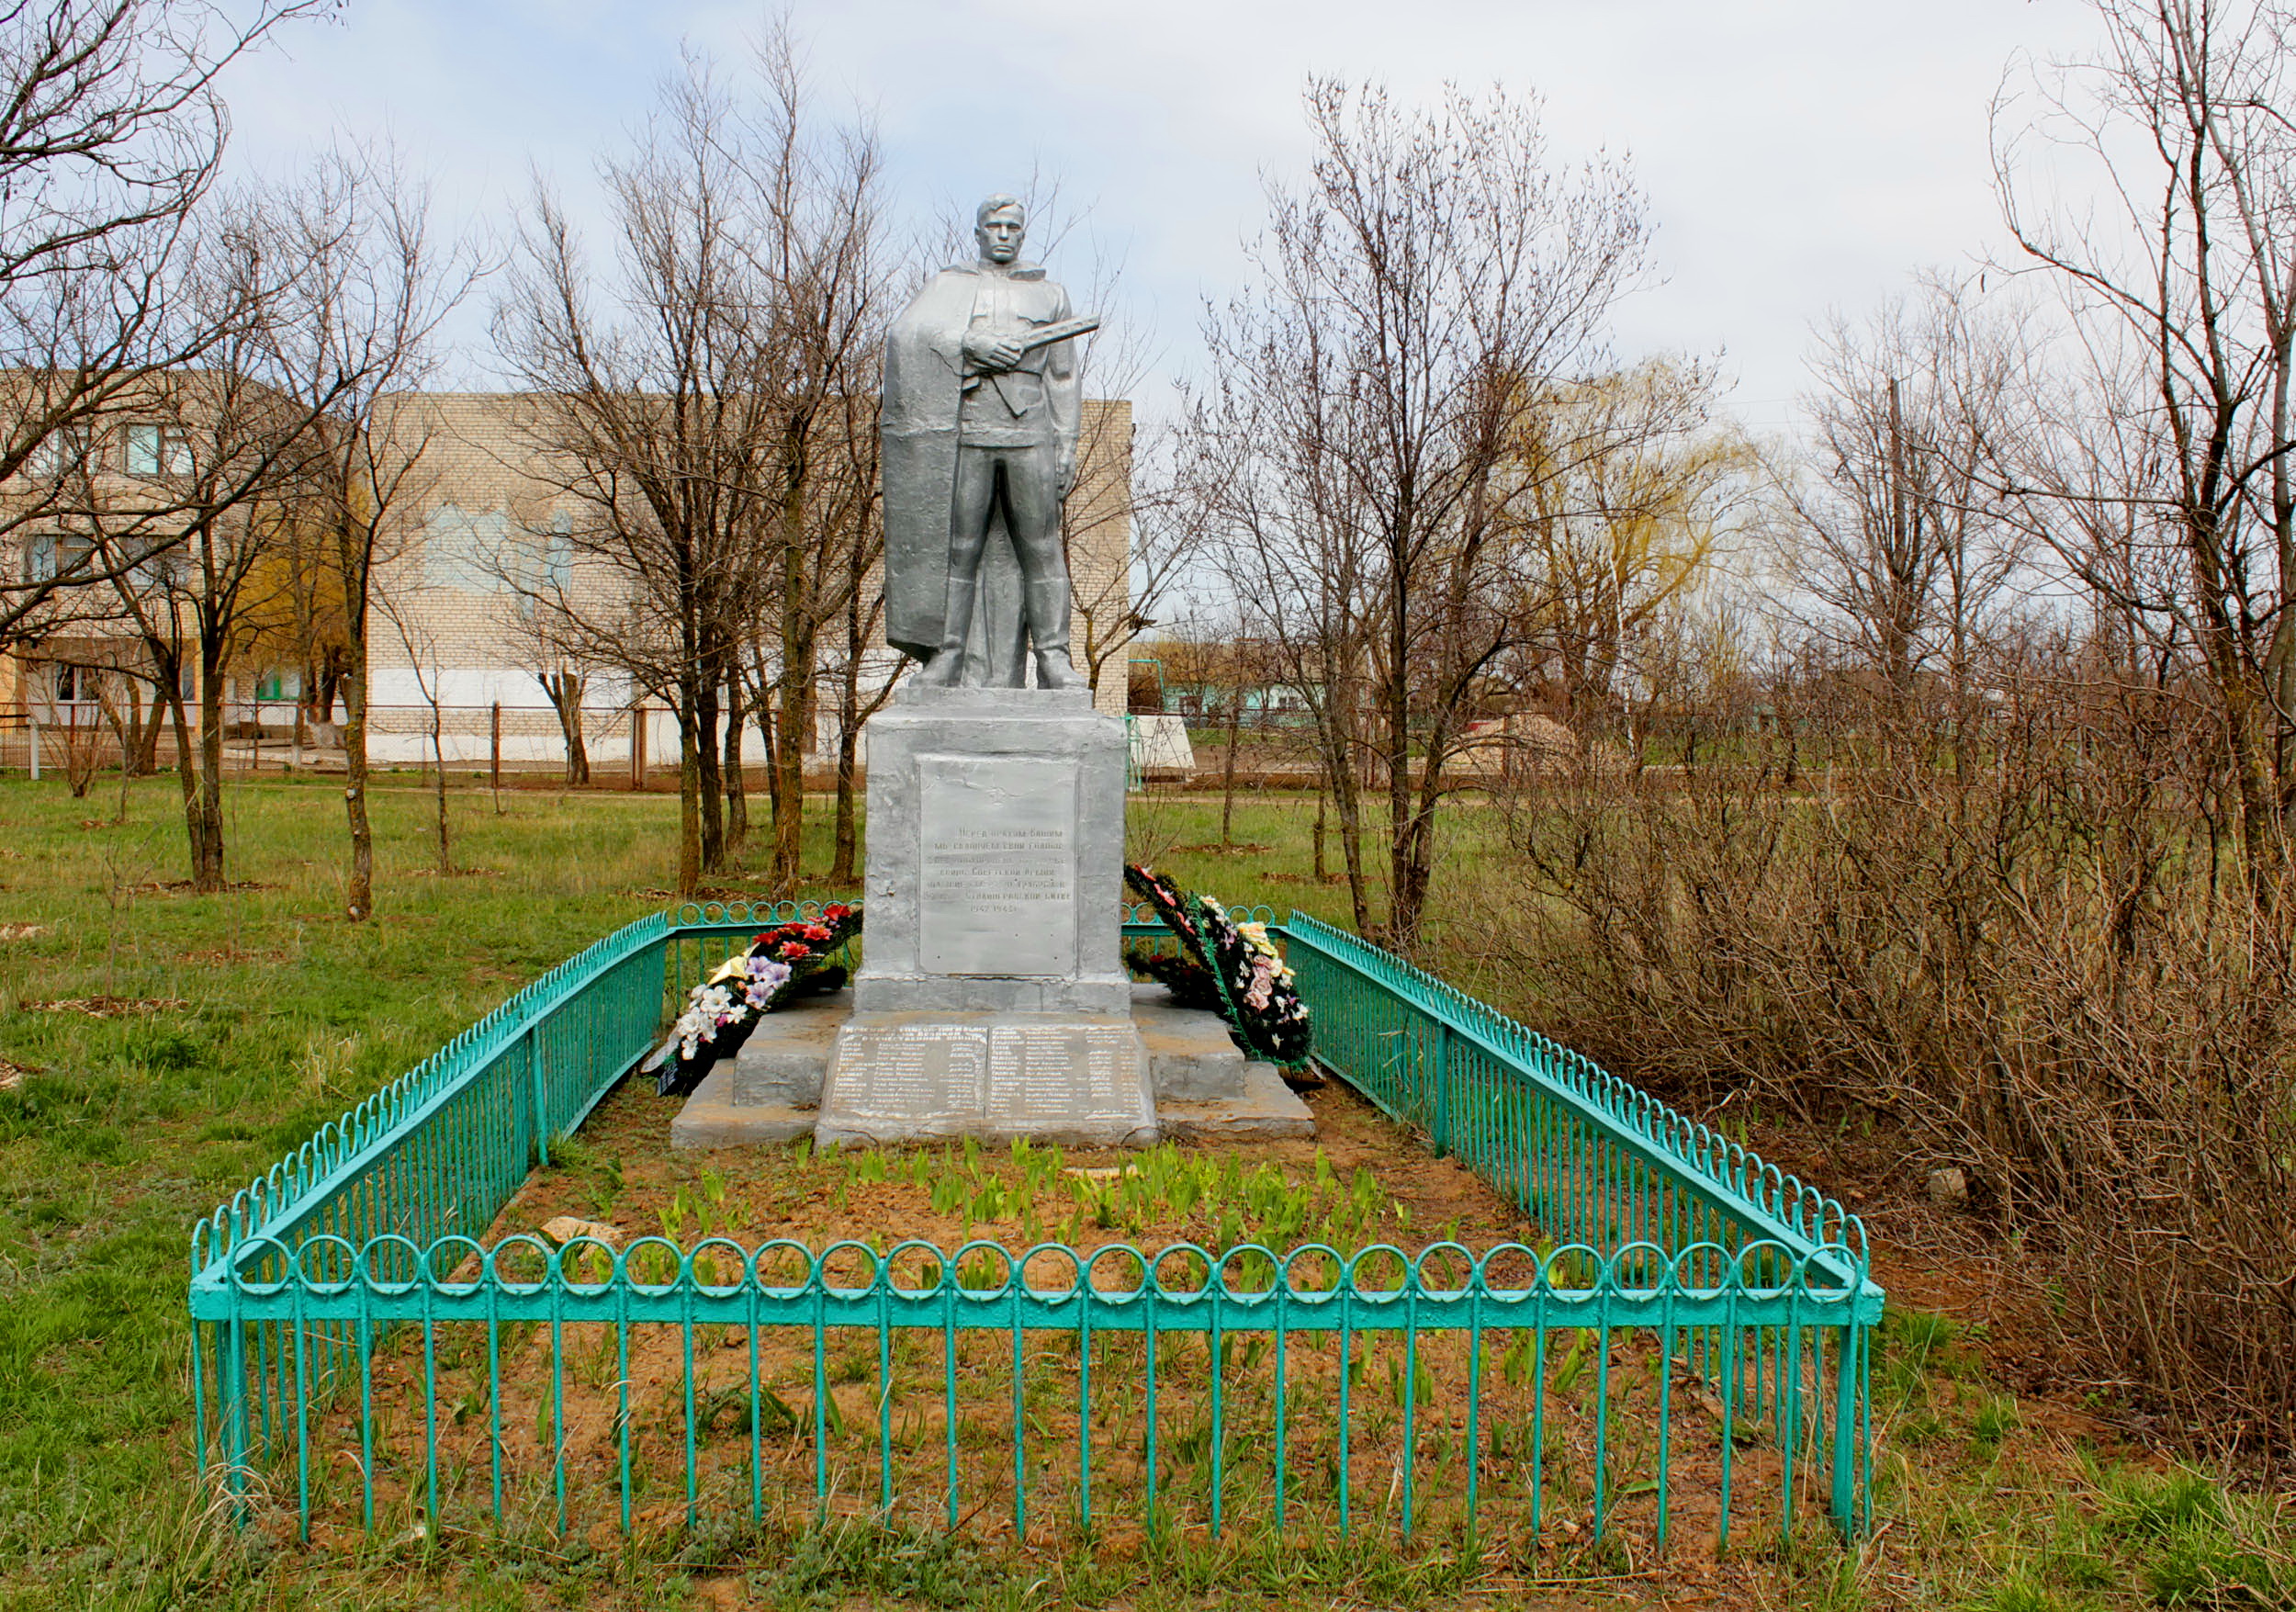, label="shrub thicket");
[1478,643,2296,1458]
